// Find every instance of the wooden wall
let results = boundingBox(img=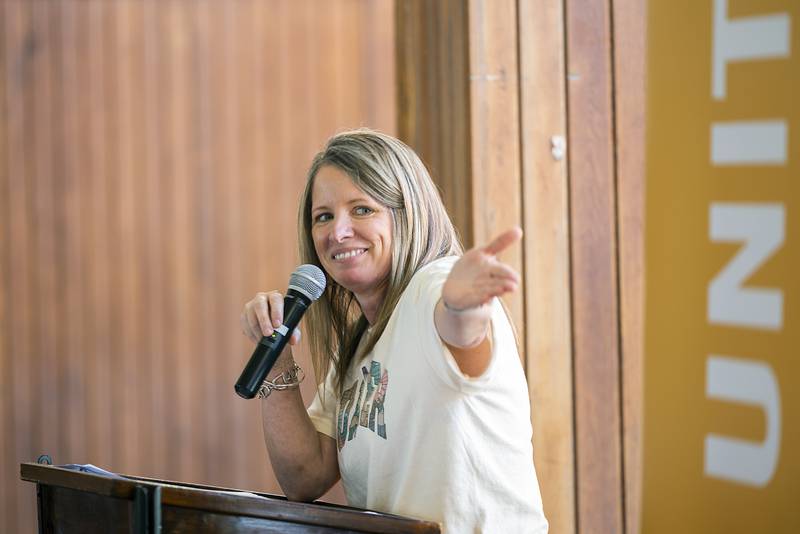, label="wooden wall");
[397,1,647,533]
[0,1,395,532]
